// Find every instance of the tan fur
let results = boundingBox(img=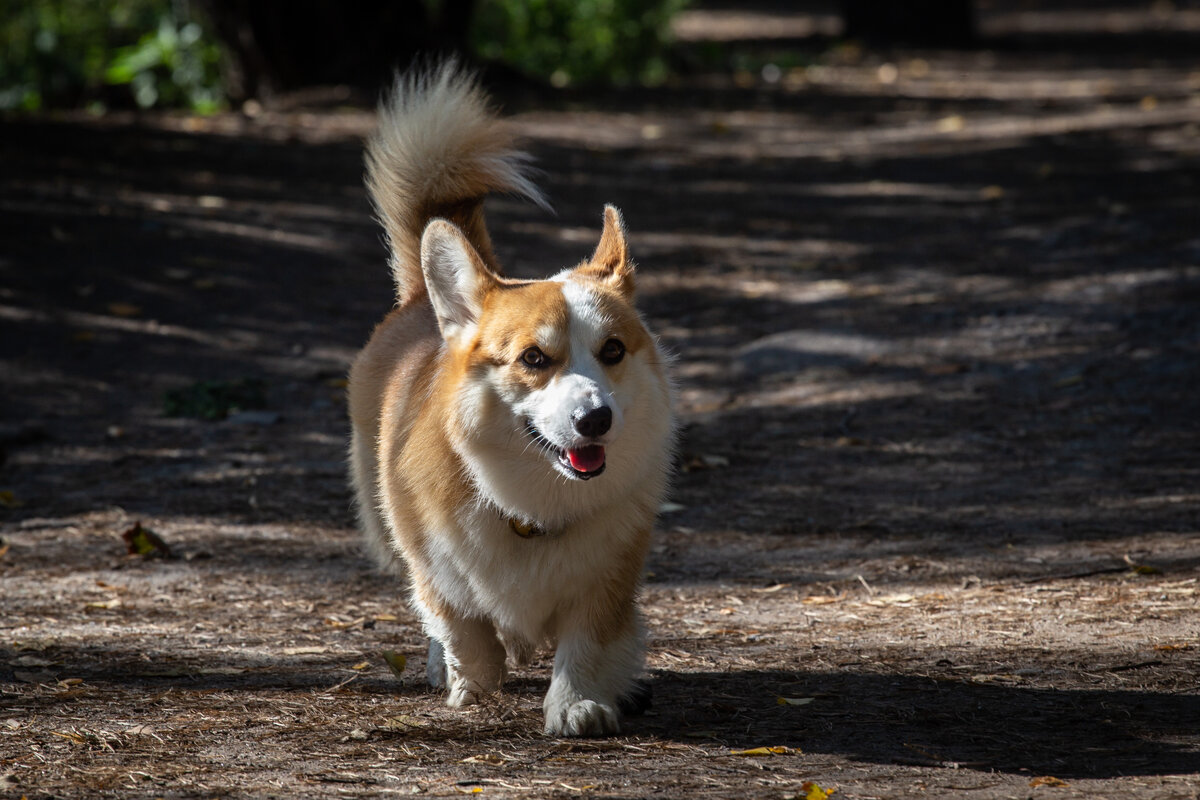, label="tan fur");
[348,62,674,736]
[364,60,547,301]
